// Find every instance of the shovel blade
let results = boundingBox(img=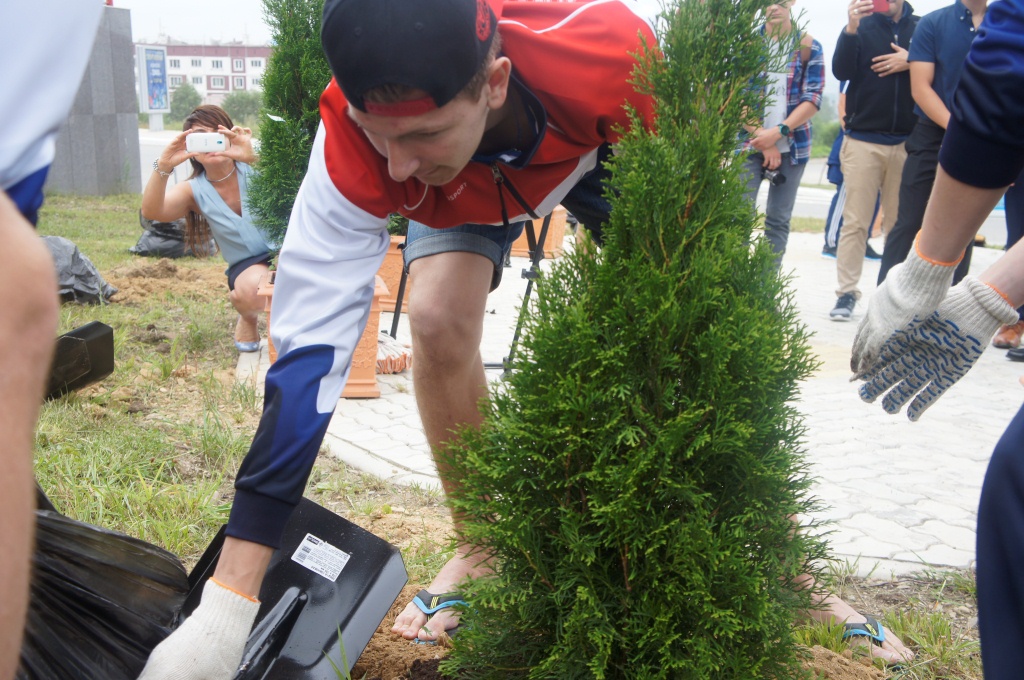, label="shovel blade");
[185,498,408,679]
